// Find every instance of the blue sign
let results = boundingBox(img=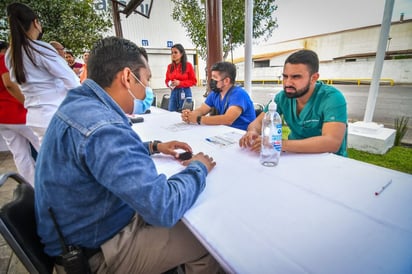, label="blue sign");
[94,0,107,11]
[167,41,173,48]
[142,40,149,46]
